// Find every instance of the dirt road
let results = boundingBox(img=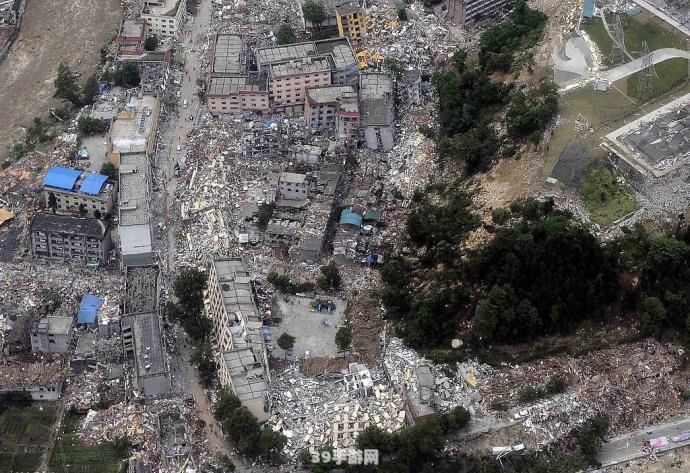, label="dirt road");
[0,0,122,159]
